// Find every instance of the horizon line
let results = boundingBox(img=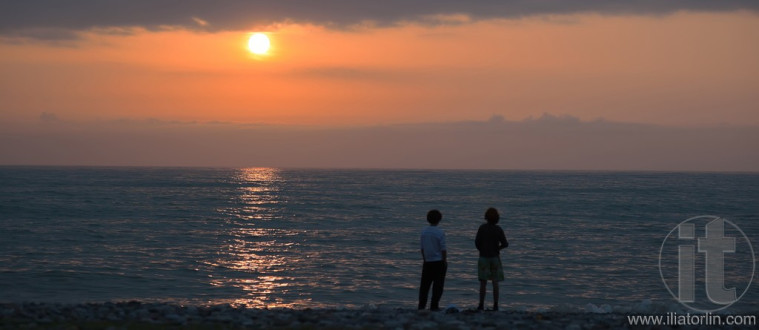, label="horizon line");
[1,164,757,175]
